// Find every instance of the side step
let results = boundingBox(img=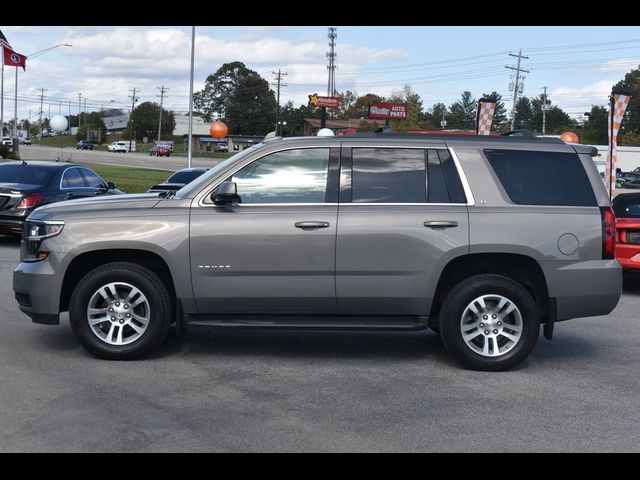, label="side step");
[183,314,429,331]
